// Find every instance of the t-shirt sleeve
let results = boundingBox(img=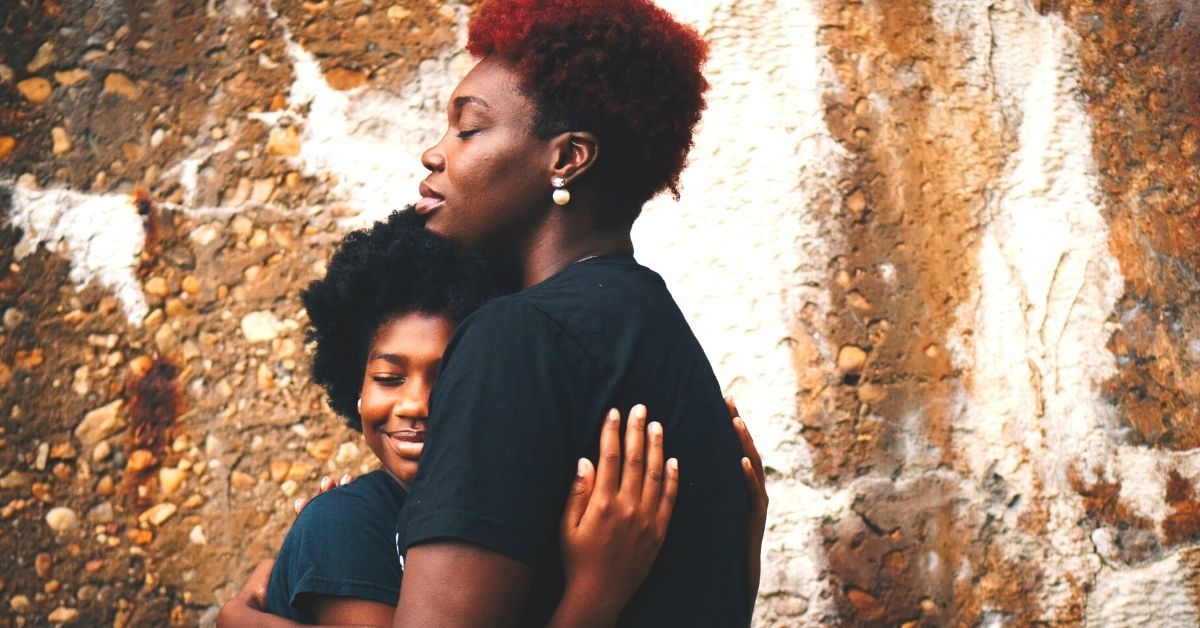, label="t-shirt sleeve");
[400,299,596,565]
[271,486,403,615]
